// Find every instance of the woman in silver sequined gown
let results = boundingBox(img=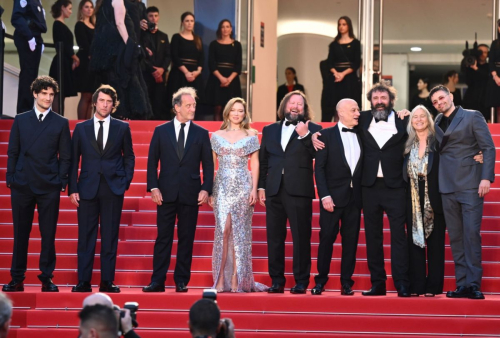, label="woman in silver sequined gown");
[209,98,268,292]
